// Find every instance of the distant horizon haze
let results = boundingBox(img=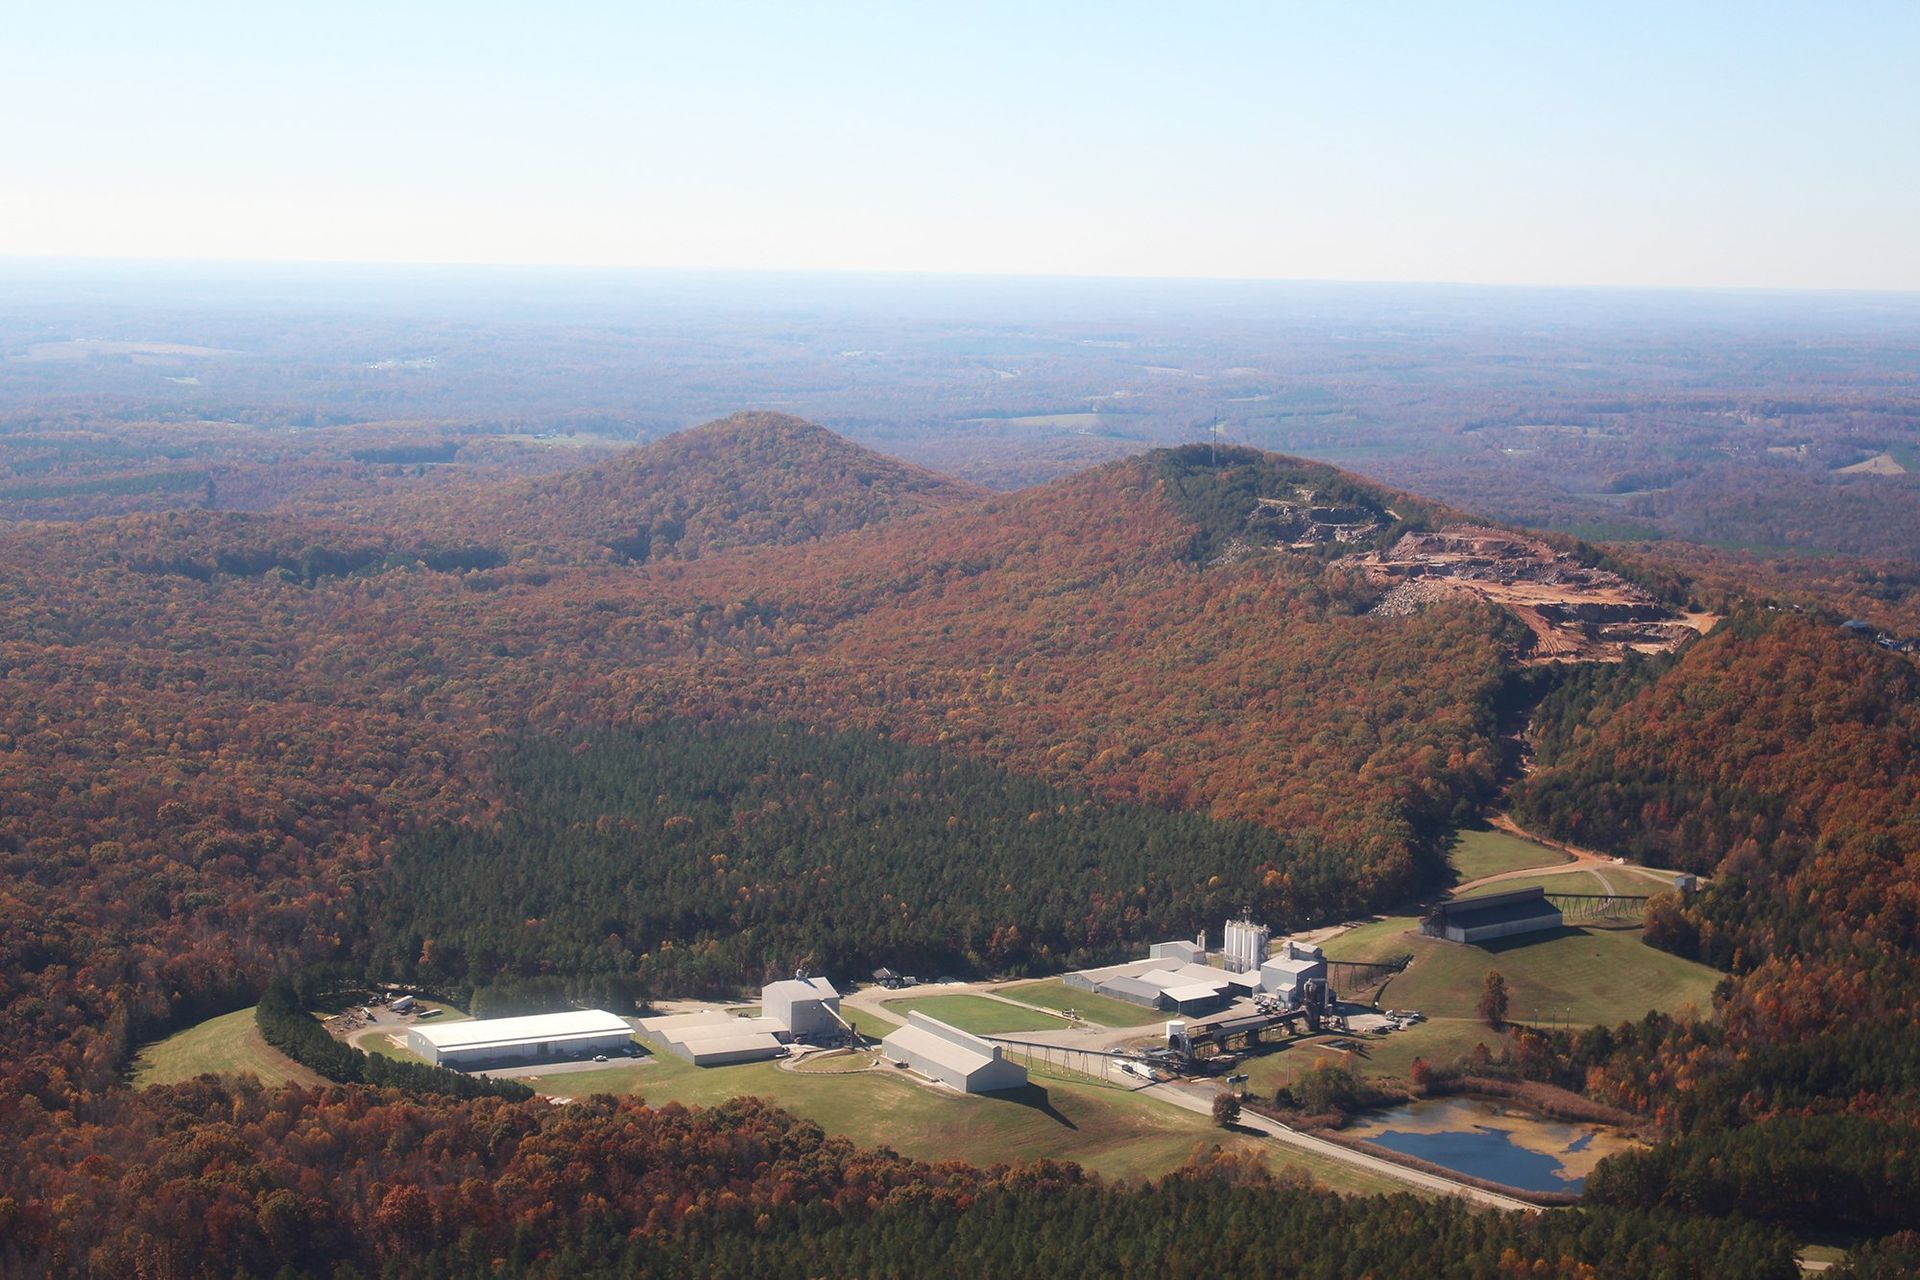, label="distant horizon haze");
[2,3,1915,292]
[7,253,1920,301]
